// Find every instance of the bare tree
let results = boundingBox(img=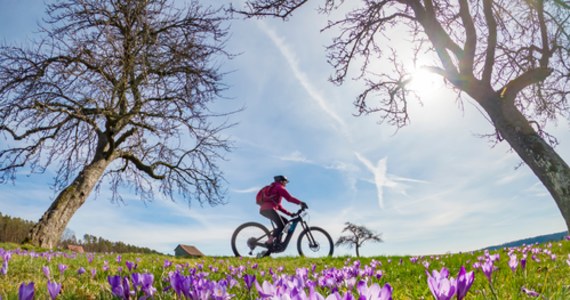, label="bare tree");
[234,0,570,231]
[335,222,383,257]
[0,0,233,248]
